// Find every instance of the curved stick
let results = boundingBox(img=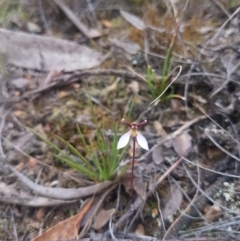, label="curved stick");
[0,182,77,206]
[7,164,113,200]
